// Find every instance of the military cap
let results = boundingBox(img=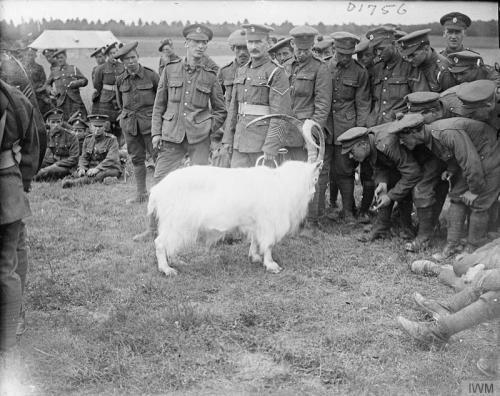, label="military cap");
[384,113,425,134]
[52,49,67,57]
[44,108,64,121]
[158,38,173,52]
[457,80,497,109]
[448,50,482,73]
[366,26,395,47]
[115,41,139,60]
[405,91,441,112]
[42,48,56,56]
[88,114,109,126]
[227,29,247,47]
[289,25,318,49]
[269,37,293,53]
[440,12,472,30]
[183,24,213,41]
[331,31,360,54]
[354,39,370,54]
[338,127,370,154]
[68,110,86,124]
[397,29,431,57]
[314,35,334,51]
[394,30,408,40]
[103,42,119,55]
[242,23,274,41]
[90,46,105,57]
